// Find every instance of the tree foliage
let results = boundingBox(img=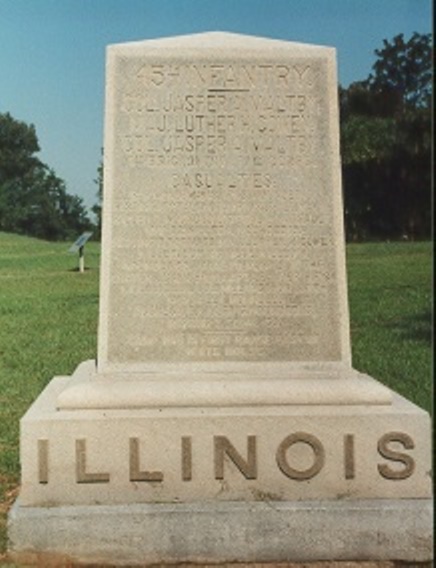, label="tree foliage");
[91,152,103,239]
[0,112,93,240]
[340,32,432,241]
[368,32,432,110]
